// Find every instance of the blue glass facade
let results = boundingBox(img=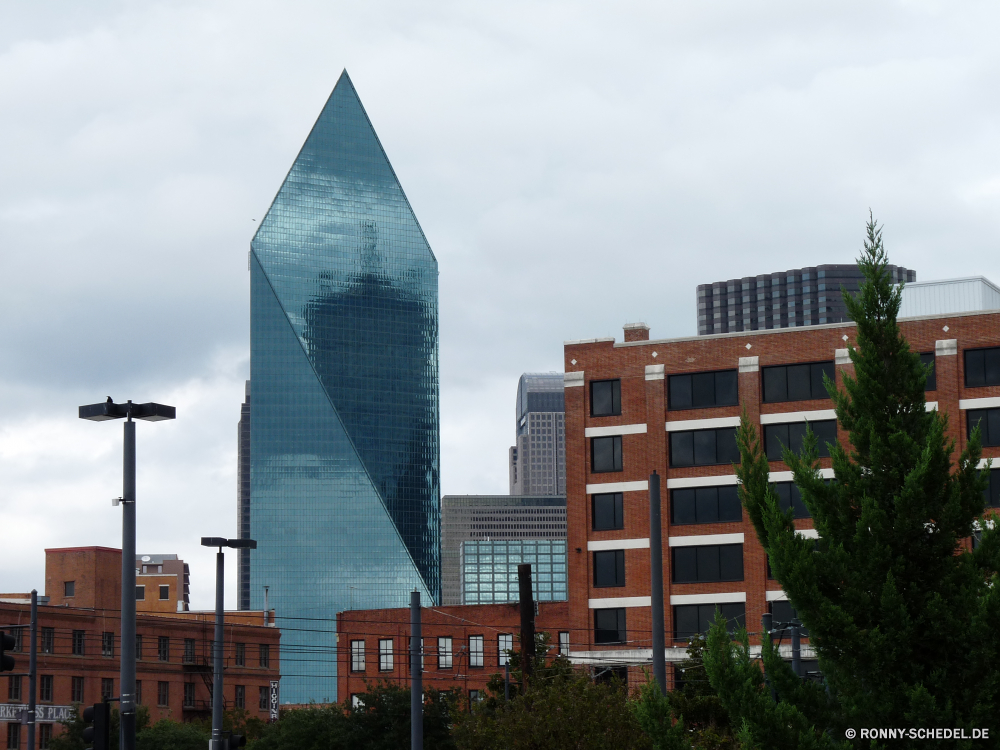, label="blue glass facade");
[249,71,439,704]
[460,540,568,605]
